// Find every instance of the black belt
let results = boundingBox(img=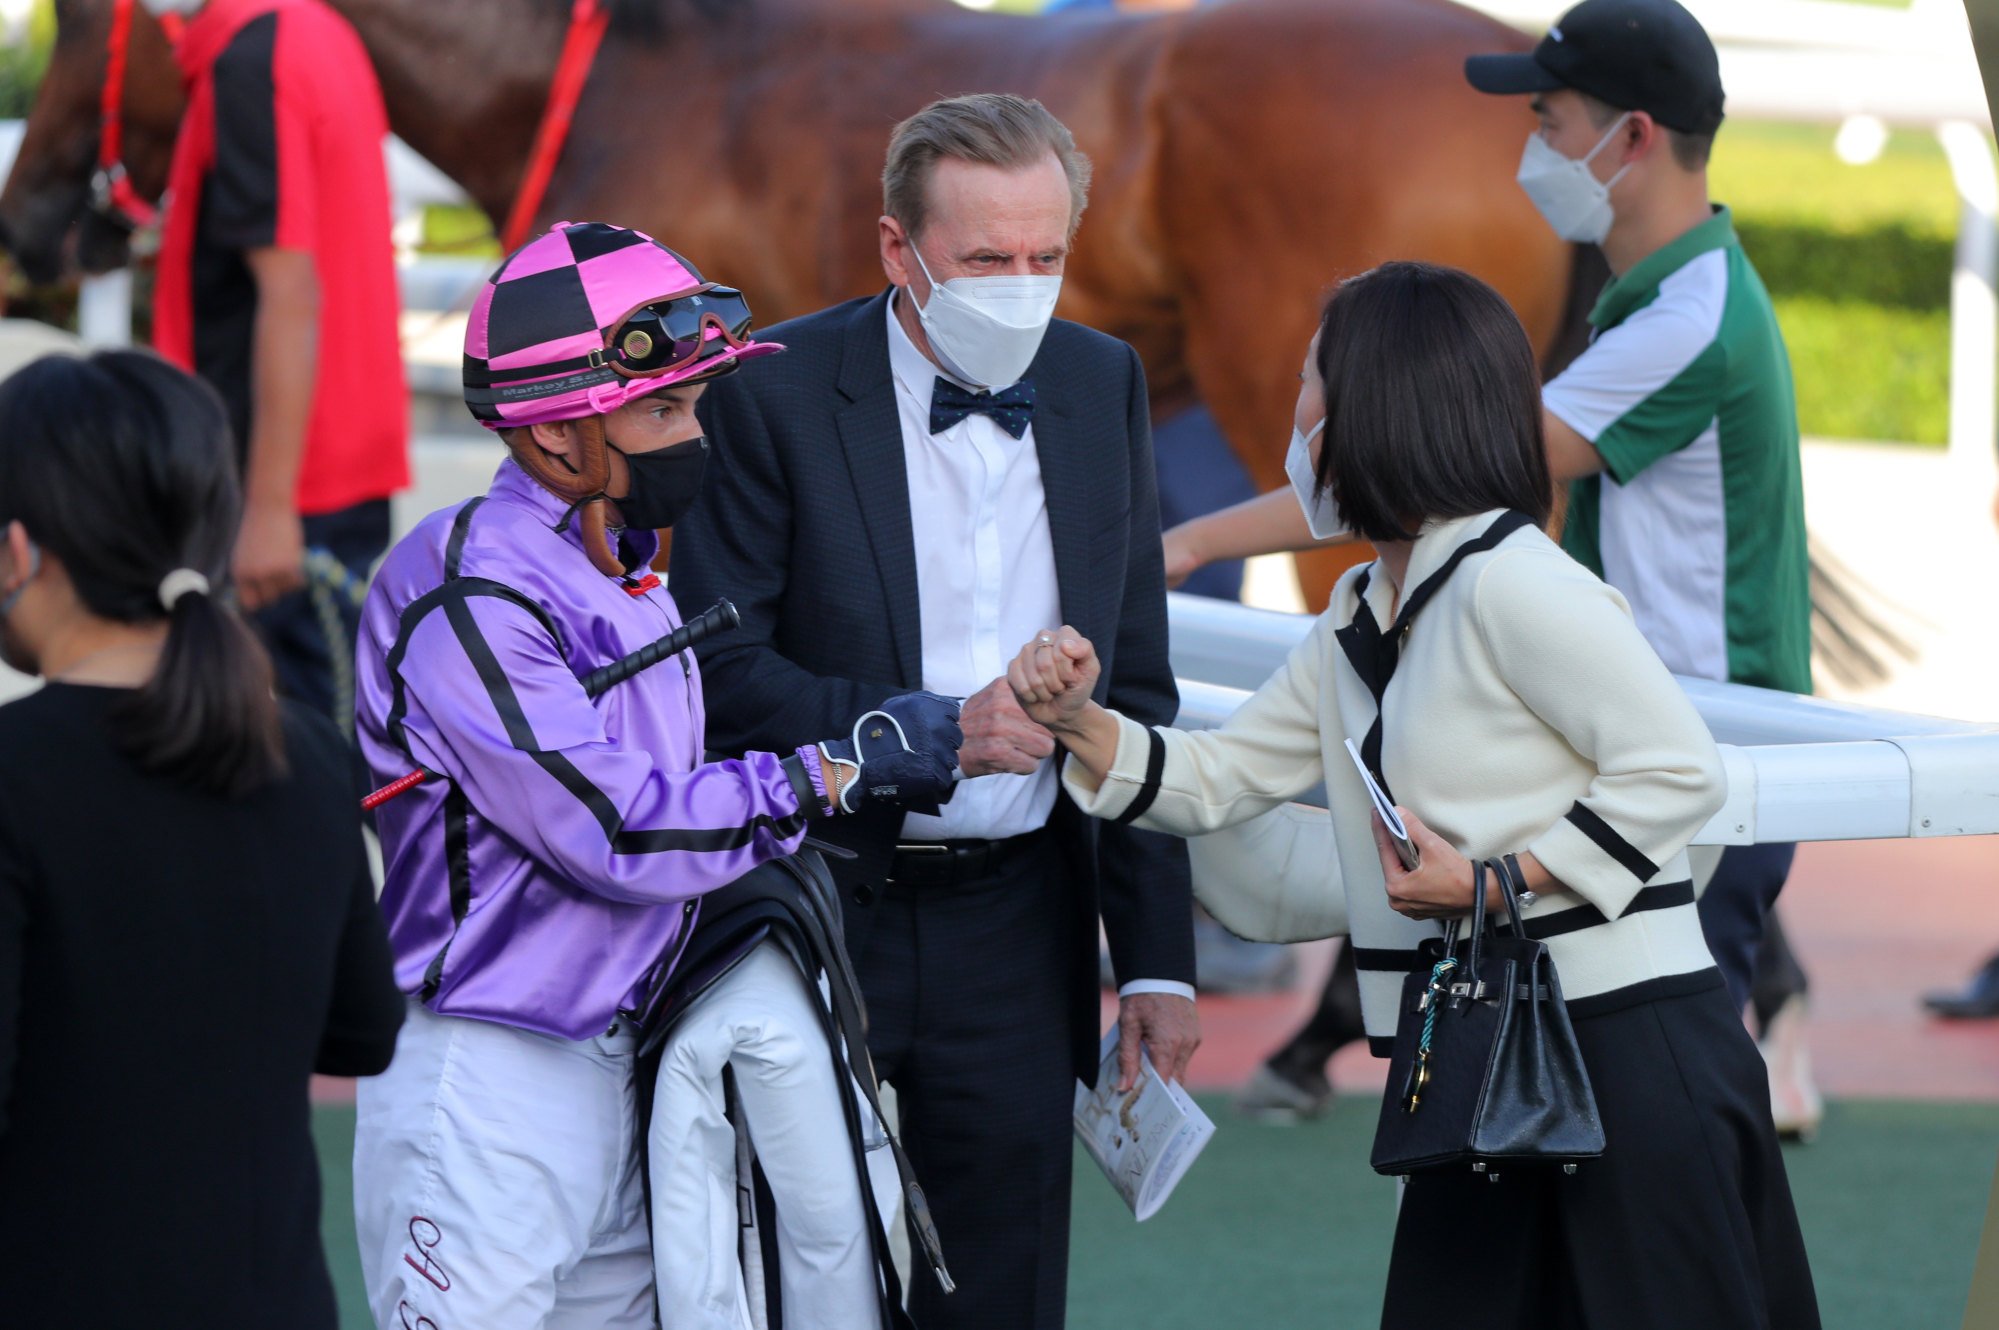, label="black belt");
[888,830,1051,889]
